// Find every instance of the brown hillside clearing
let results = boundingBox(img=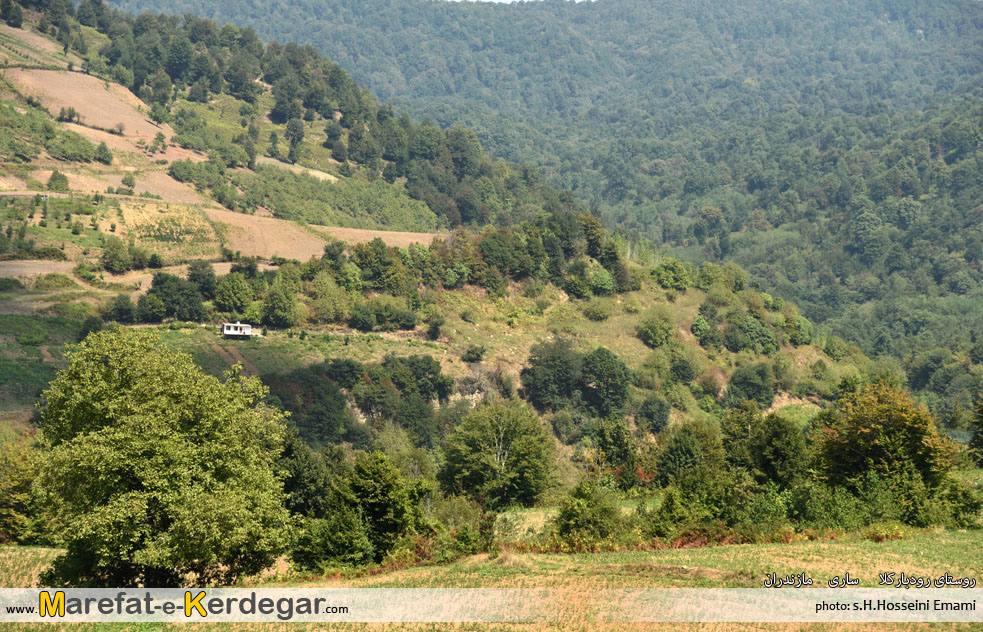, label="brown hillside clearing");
[204,207,328,260]
[312,225,440,249]
[5,69,172,140]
